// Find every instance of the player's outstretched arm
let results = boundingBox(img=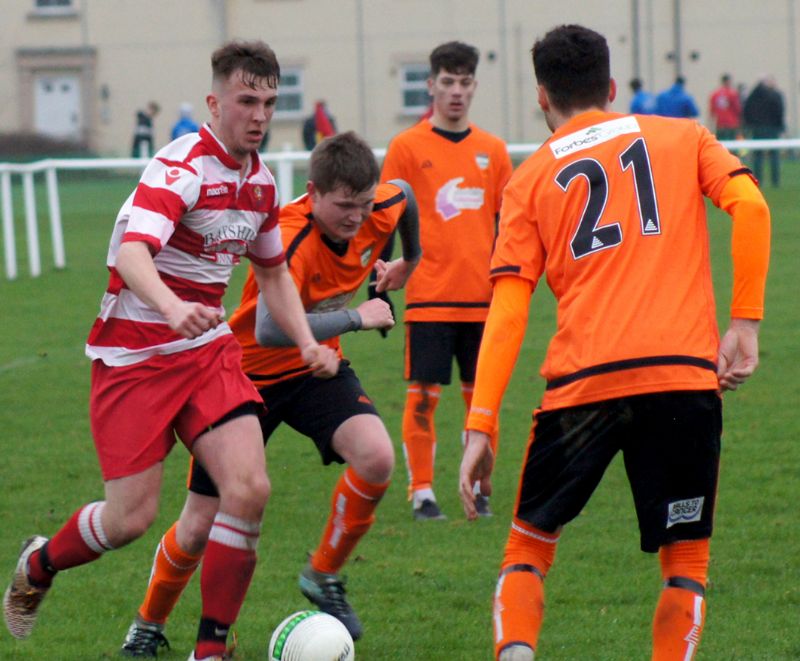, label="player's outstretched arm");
[253,261,338,377]
[717,318,760,391]
[460,276,533,519]
[254,296,394,346]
